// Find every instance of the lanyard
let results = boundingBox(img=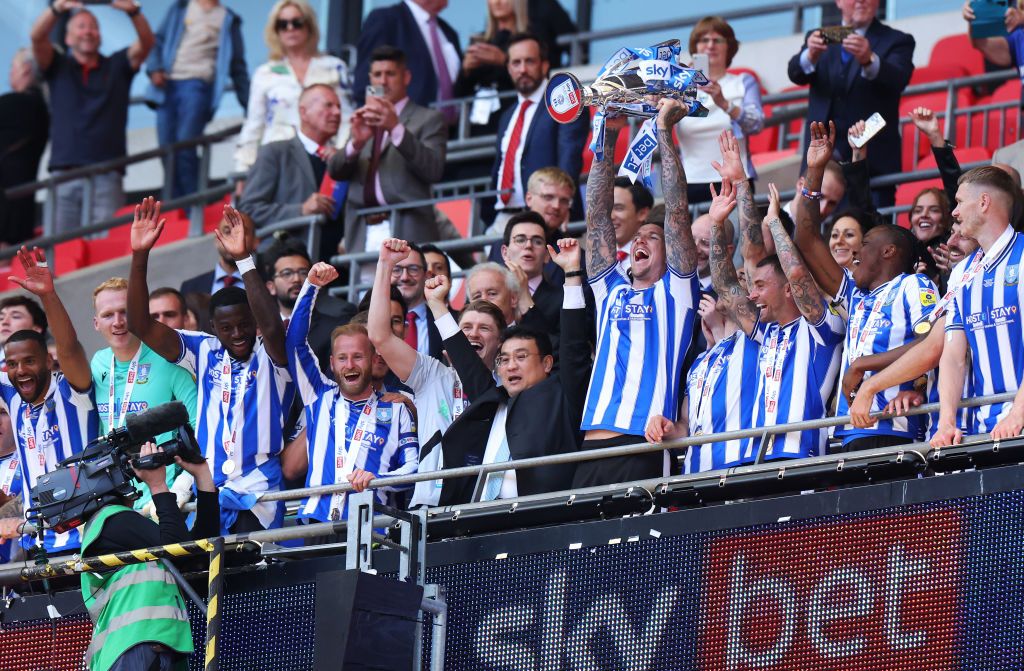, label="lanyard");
[328,393,378,521]
[452,378,465,419]
[107,349,141,430]
[0,454,18,495]
[762,325,792,426]
[219,350,247,477]
[20,400,51,470]
[849,276,904,361]
[692,338,731,432]
[929,252,986,324]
